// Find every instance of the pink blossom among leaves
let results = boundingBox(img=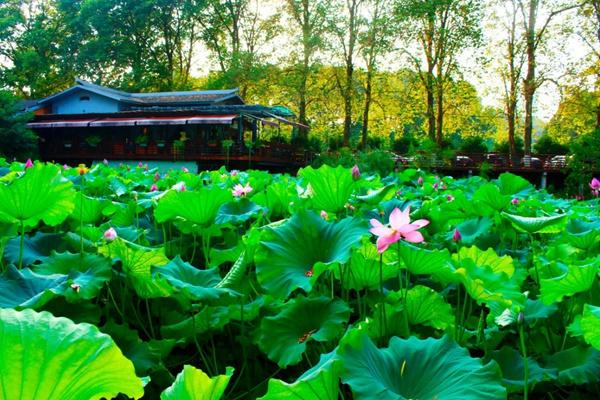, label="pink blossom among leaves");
[369,206,429,253]
[232,183,253,197]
